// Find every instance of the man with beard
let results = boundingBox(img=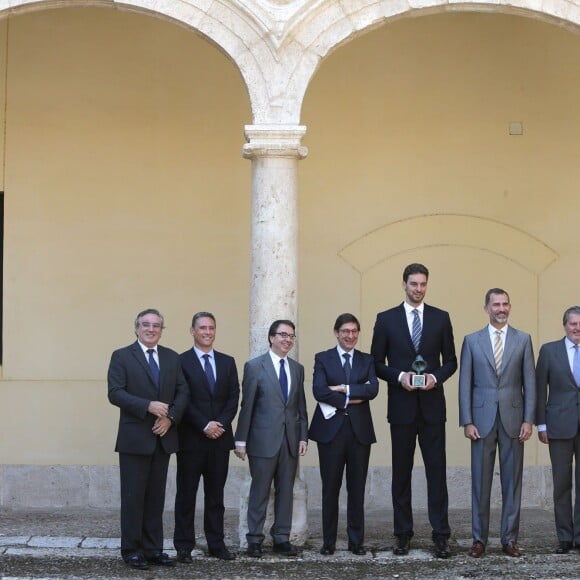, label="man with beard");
[371,263,457,559]
[459,289,535,558]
